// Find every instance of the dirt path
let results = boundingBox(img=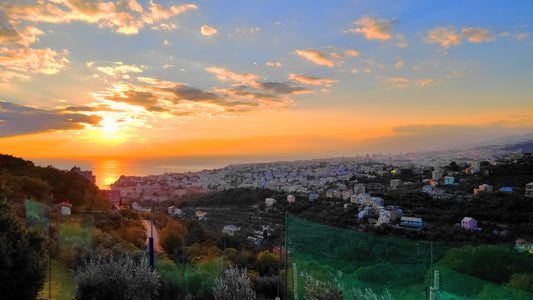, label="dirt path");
[142,219,163,253]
